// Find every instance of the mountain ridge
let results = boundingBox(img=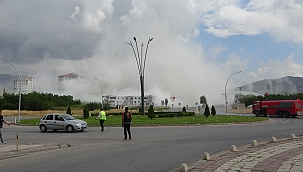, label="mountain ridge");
[240,76,303,95]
